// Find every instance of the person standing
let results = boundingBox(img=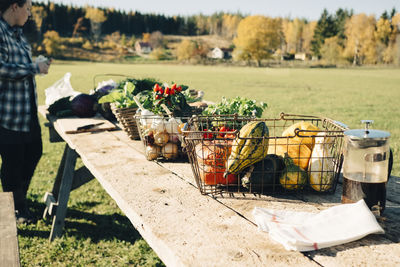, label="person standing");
[0,0,51,224]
